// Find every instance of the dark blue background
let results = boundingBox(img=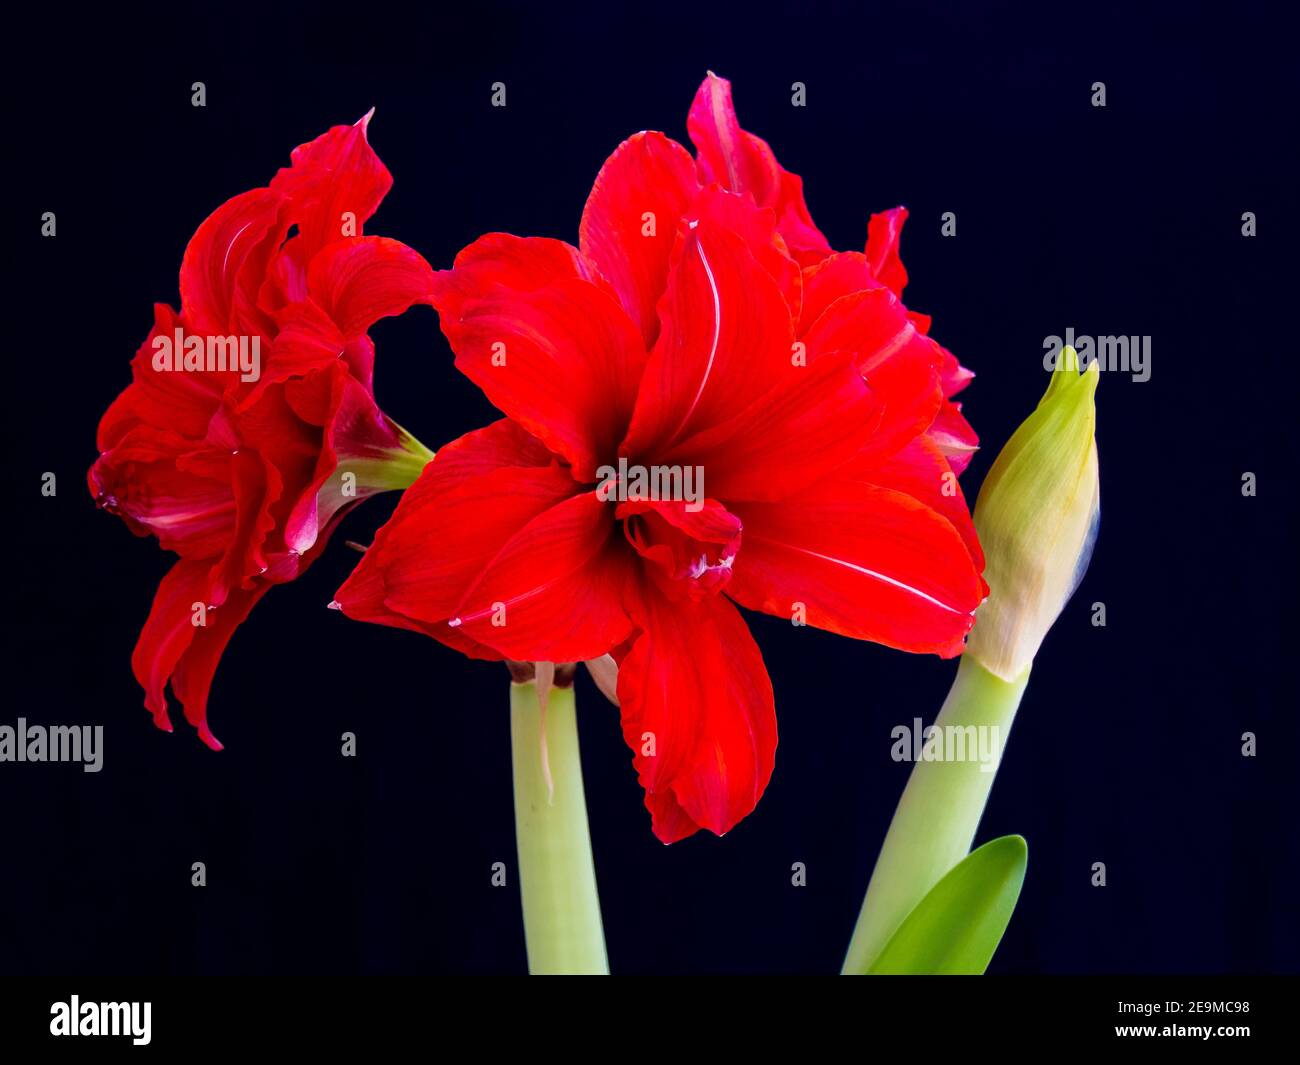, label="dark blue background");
[3,0,1296,974]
